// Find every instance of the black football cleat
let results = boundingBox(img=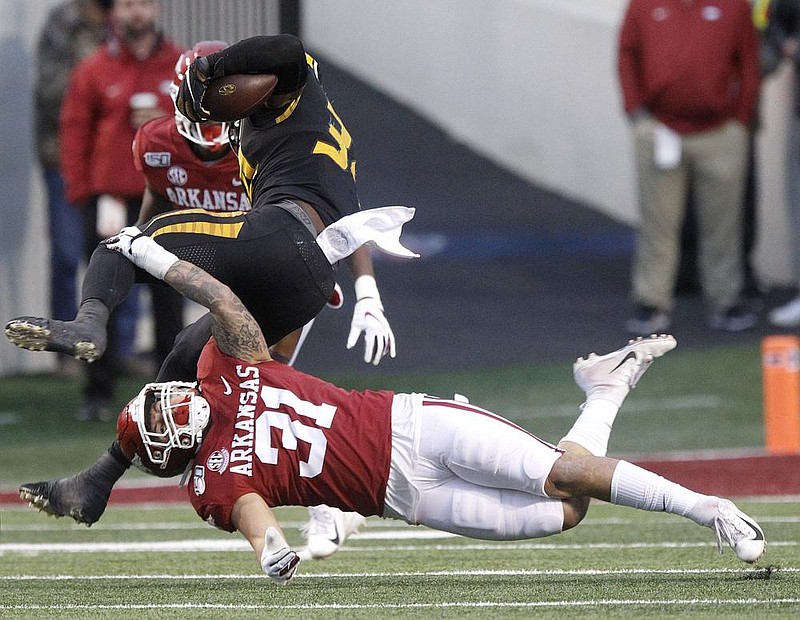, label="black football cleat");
[19,475,112,526]
[5,316,106,362]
